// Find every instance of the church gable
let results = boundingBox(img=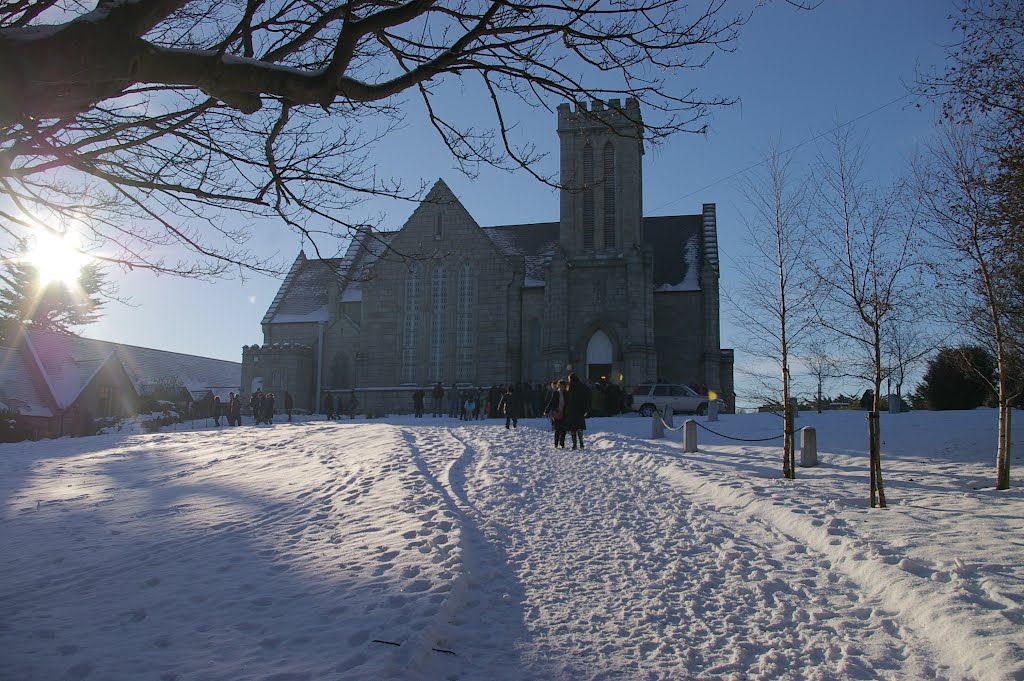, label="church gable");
[383,179,512,269]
